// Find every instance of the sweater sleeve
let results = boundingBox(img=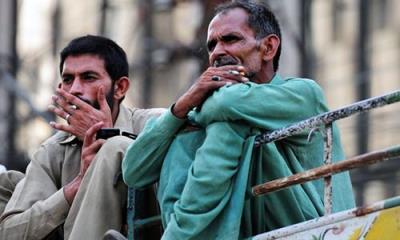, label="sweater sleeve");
[122,108,186,188]
[190,79,326,131]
